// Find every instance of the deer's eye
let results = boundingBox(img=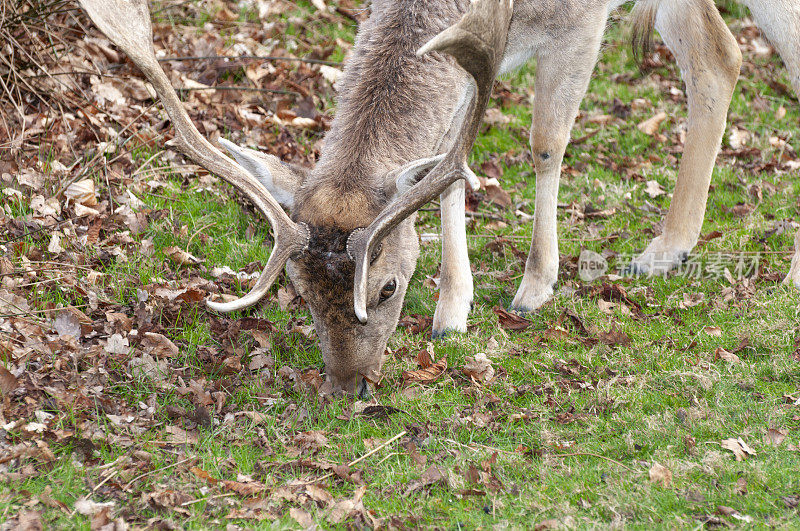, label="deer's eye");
[379,280,397,303]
